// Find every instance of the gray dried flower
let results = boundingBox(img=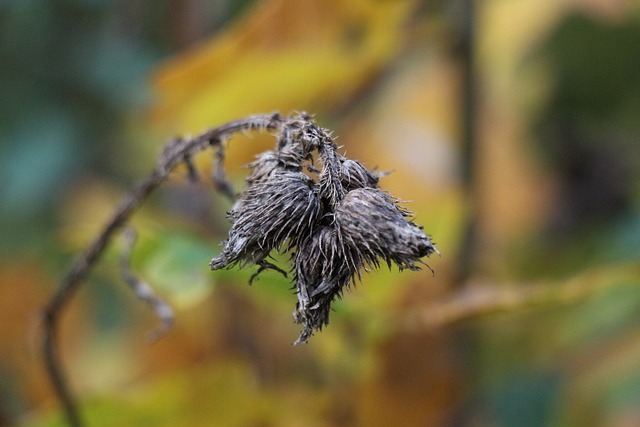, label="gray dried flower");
[209,113,437,344]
